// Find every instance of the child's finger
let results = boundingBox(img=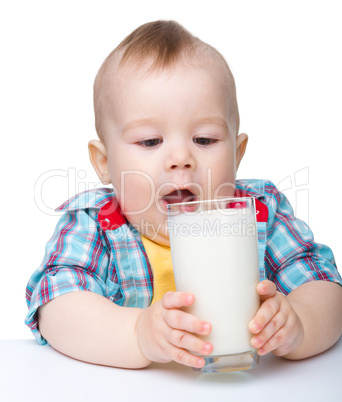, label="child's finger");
[167,329,213,355]
[167,345,207,368]
[249,294,283,334]
[250,310,287,349]
[162,291,195,309]
[257,280,277,301]
[164,308,211,335]
[255,326,290,356]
